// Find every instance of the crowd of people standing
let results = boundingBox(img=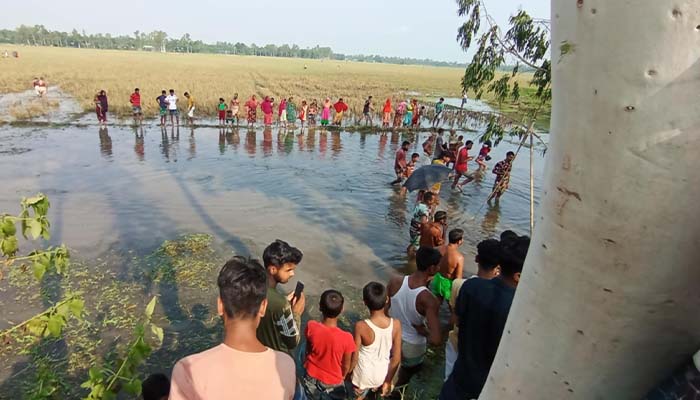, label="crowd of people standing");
[84,86,454,131]
[140,225,529,400]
